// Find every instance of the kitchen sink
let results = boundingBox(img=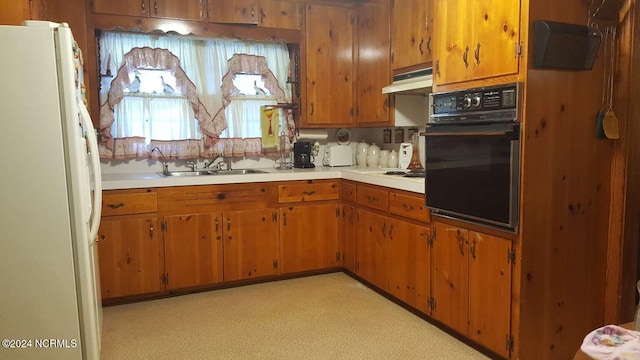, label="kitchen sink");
[209,169,268,175]
[158,169,268,177]
[158,170,216,177]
